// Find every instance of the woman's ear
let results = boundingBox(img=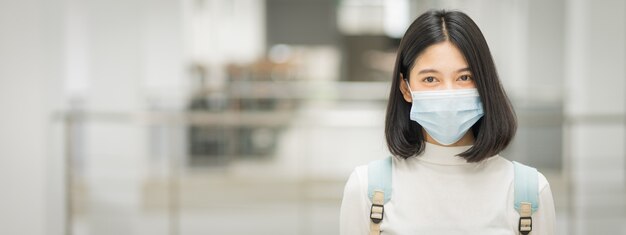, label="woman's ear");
[399,73,412,103]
